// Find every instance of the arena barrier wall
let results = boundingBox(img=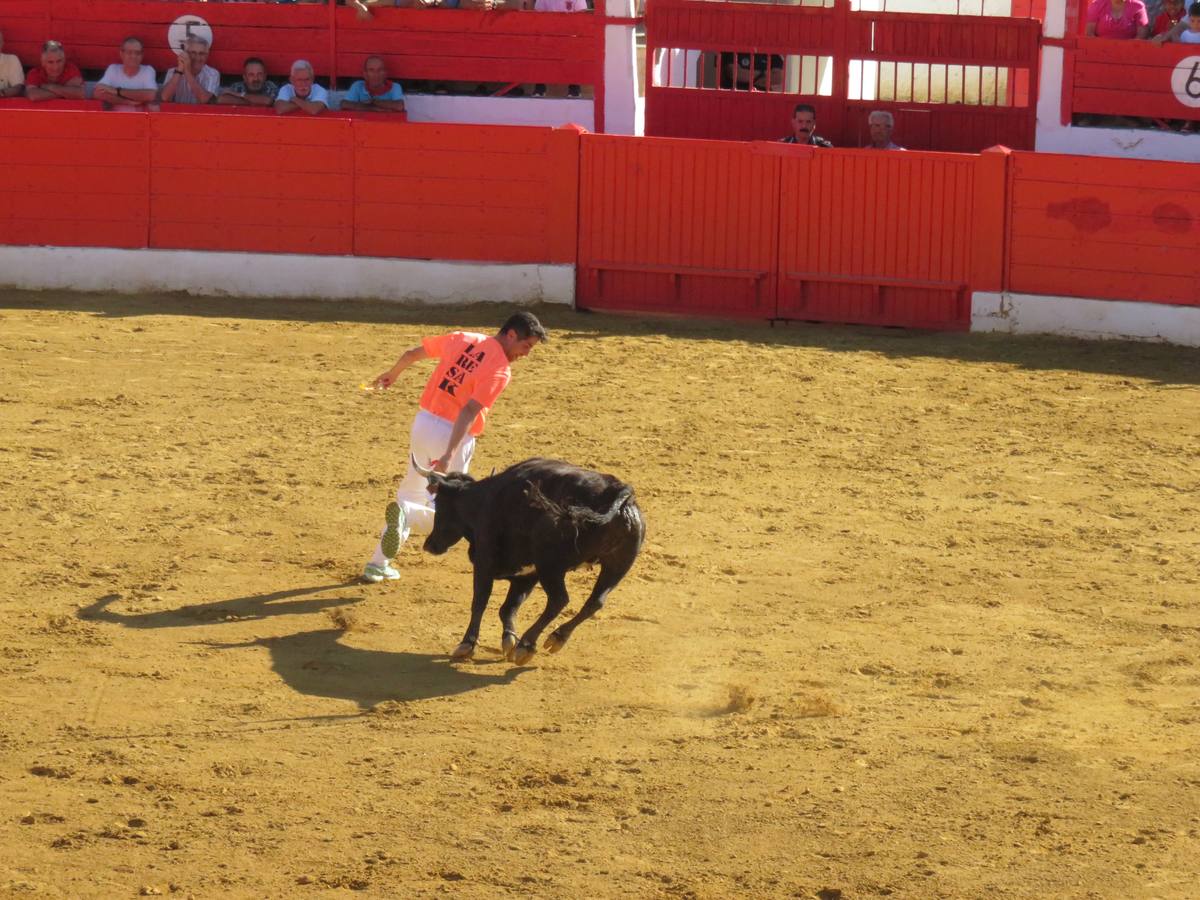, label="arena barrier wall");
[1005,150,1200,308]
[575,134,1008,330]
[1,105,1198,341]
